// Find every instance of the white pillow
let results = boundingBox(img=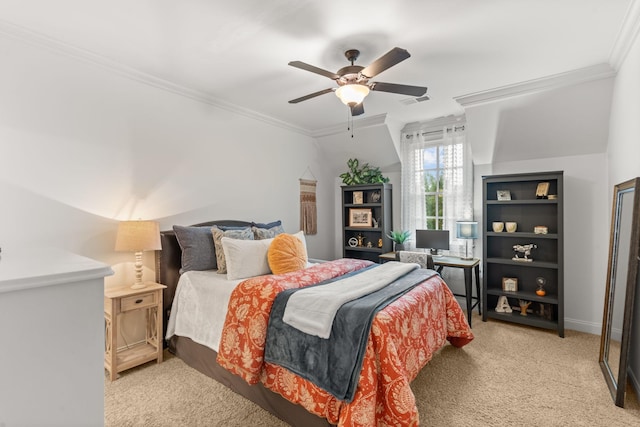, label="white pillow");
[291,230,309,265]
[221,236,274,280]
